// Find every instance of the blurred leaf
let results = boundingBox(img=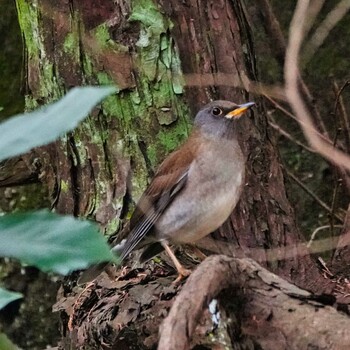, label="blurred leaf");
[0,210,114,274]
[0,287,22,310]
[0,86,116,161]
[0,333,19,350]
